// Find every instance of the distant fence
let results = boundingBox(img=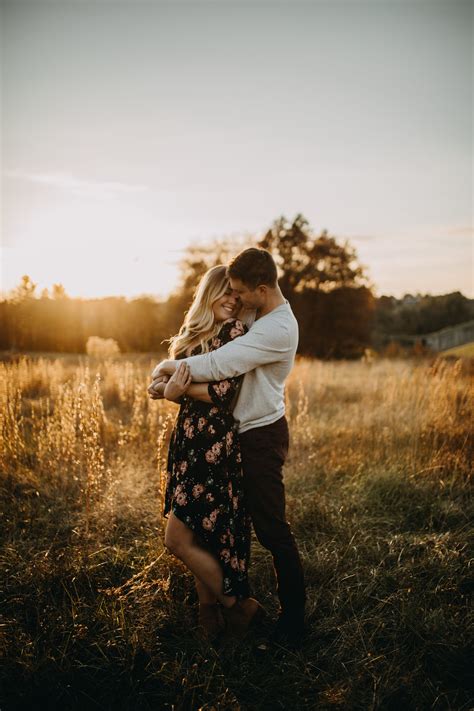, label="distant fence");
[391,320,474,352]
[422,320,474,351]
